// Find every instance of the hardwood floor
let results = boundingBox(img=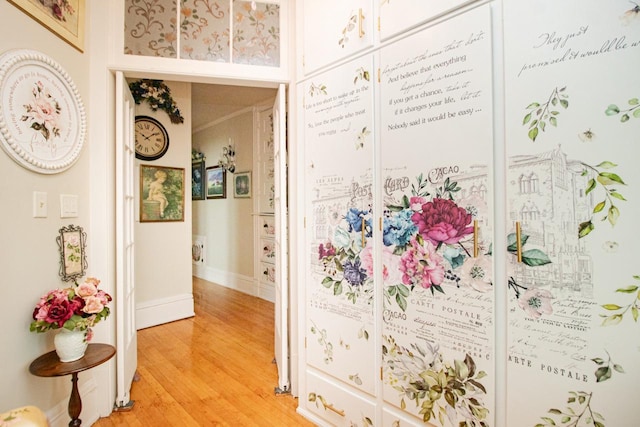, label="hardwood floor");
[94,278,314,426]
